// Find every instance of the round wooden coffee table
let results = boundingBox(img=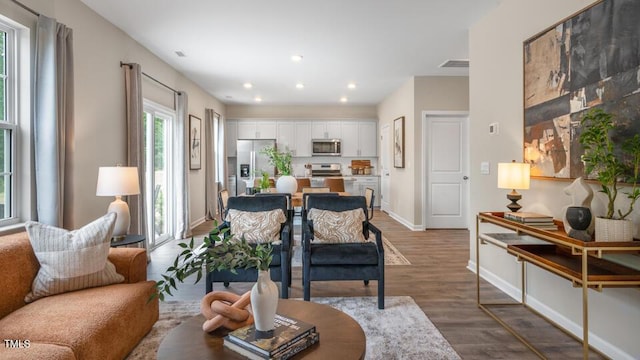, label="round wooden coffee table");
[157,299,366,359]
